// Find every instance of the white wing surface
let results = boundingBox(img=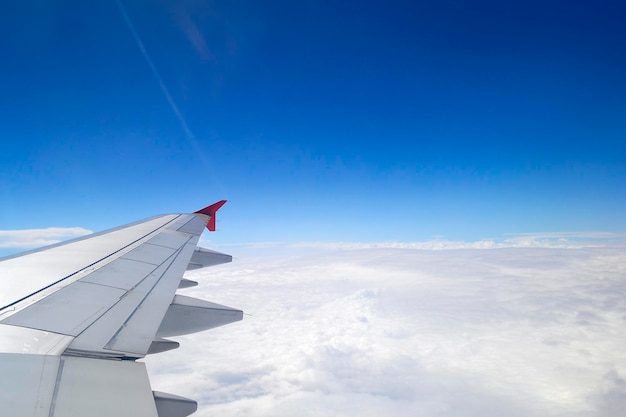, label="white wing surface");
[0,201,241,417]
